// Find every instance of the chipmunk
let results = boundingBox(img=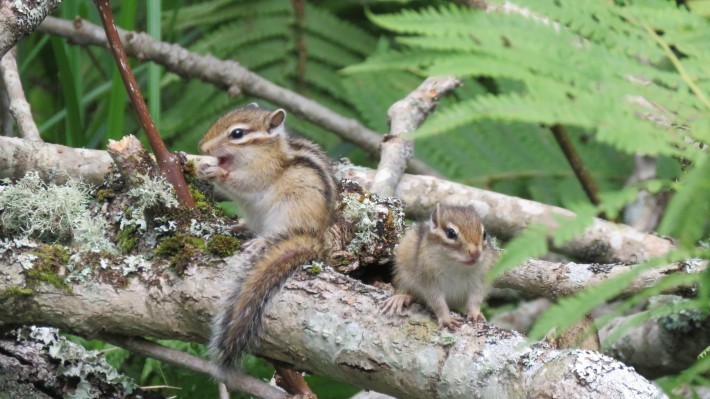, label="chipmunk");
[382,203,497,330]
[198,103,337,368]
